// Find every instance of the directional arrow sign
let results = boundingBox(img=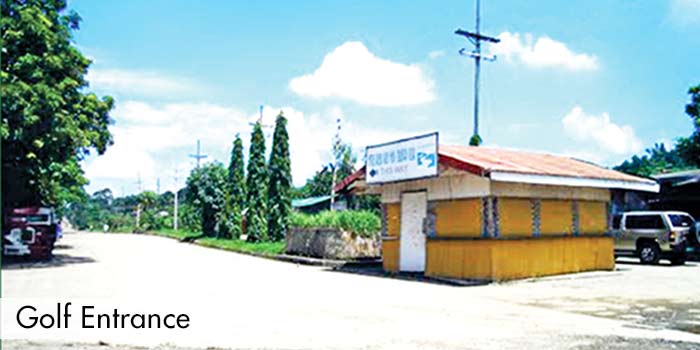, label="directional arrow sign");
[365,132,438,184]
